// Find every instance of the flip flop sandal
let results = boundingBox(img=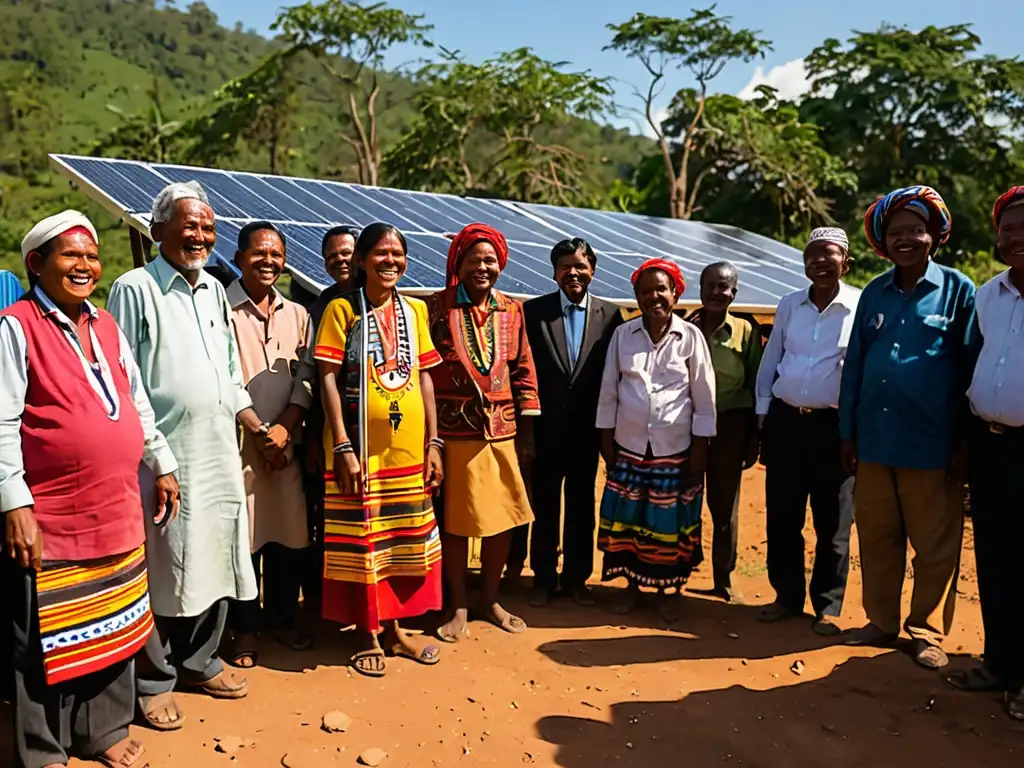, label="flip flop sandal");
[436,617,471,643]
[351,648,387,677]
[474,605,526,634]
[947,666,1003,692]
[95,738,147,768]
[227,633,259,668]
[389,640,441,665]
[137,693,185,732]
